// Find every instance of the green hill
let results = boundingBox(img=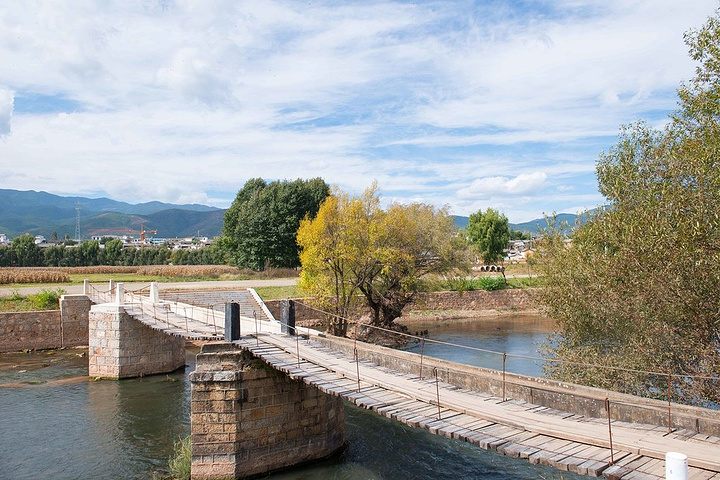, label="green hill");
[0,189,224,239]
